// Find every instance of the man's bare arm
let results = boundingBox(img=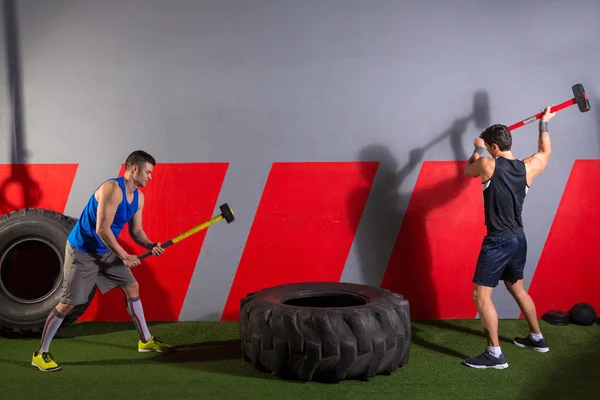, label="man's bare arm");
[524,106,554,180]
[95,181,129,259]
[128,191,154,249]
[464,137,487,178]
[464,156,485,178]
[127,191,165,257]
